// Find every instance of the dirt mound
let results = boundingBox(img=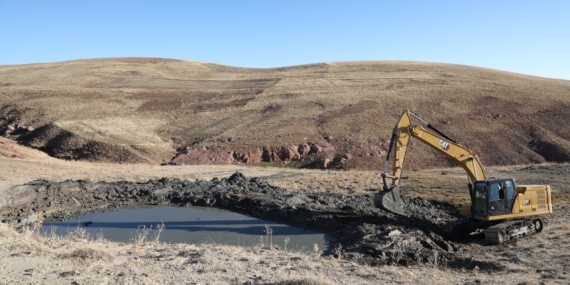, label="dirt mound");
[0,137,53,160]
[0,172,502,271]
[19,123,148,163]
[528,127,570,162]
